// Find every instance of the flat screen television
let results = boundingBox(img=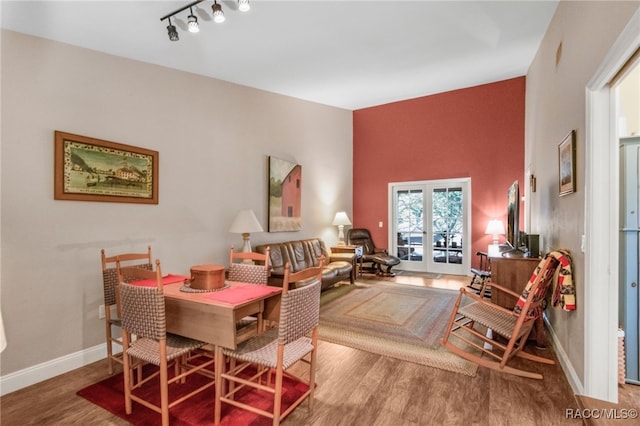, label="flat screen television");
[506,180,519,249]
